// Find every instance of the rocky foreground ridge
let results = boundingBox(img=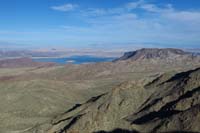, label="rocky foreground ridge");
[31,67,200,132]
